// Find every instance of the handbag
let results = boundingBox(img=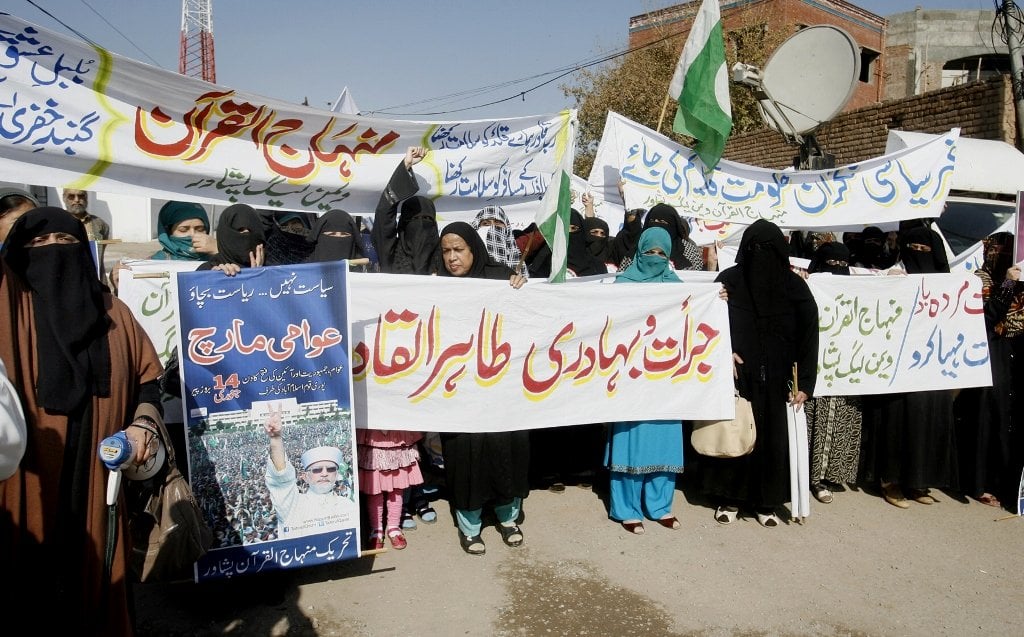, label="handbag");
[691,393,756,458]
[124,419,213,582]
